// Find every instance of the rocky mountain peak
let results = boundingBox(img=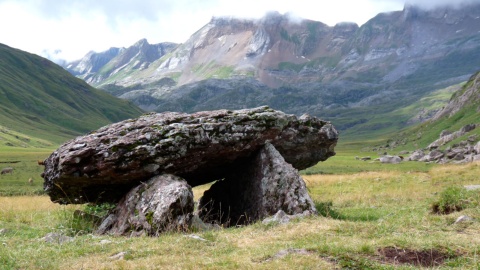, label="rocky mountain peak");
[65,47,121,75]
[62,3,480,134]
[133,38,149,48]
